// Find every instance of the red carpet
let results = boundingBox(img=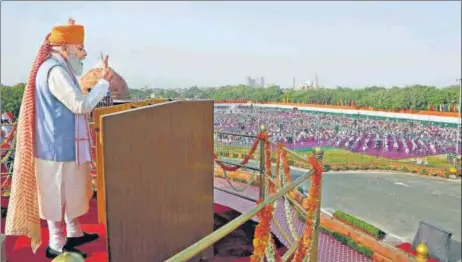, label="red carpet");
[2,199,108,262]
[1,199,237,262]
[395,242,438,262]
